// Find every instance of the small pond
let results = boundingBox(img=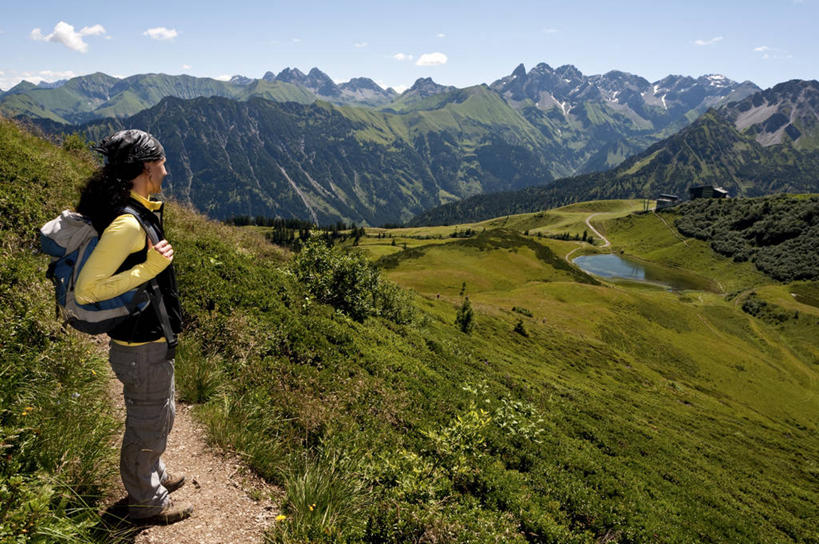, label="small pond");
[572,253,717,292]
